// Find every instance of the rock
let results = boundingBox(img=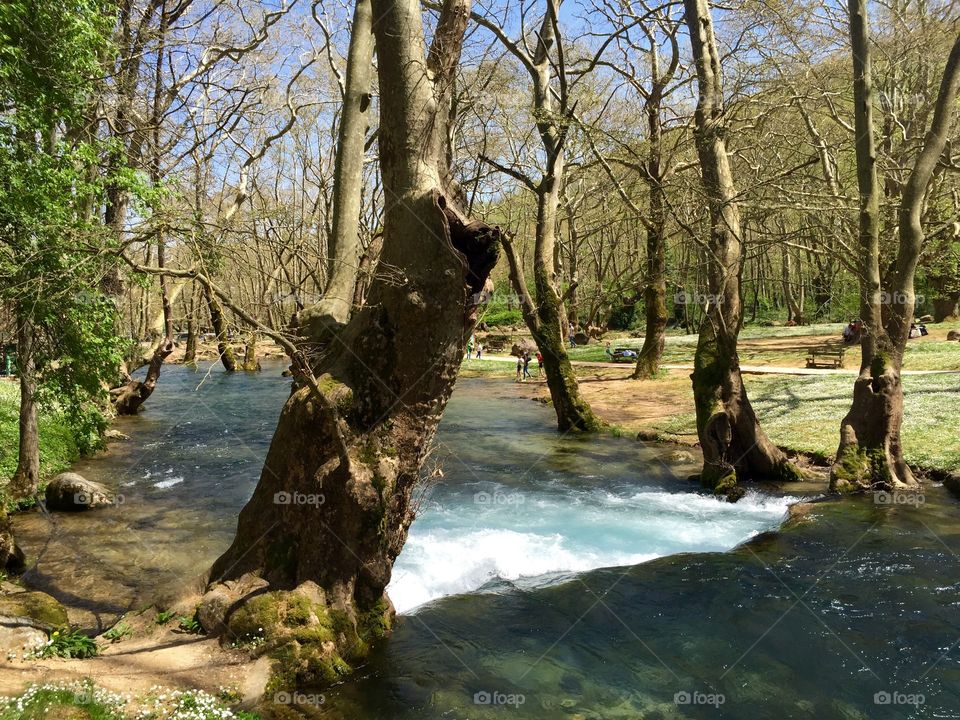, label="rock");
[44,473,115,511]
[0,507,24,571]
[918,314,934,323]
[666,450,696,464]
[510,341,536,357]
[104,429,130,441]
[947,330,960,341]
[0,589,69,630]
[944,472,960,499]
[0,625,47,657]
[198,572,270,636]
[573,331,589,345]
